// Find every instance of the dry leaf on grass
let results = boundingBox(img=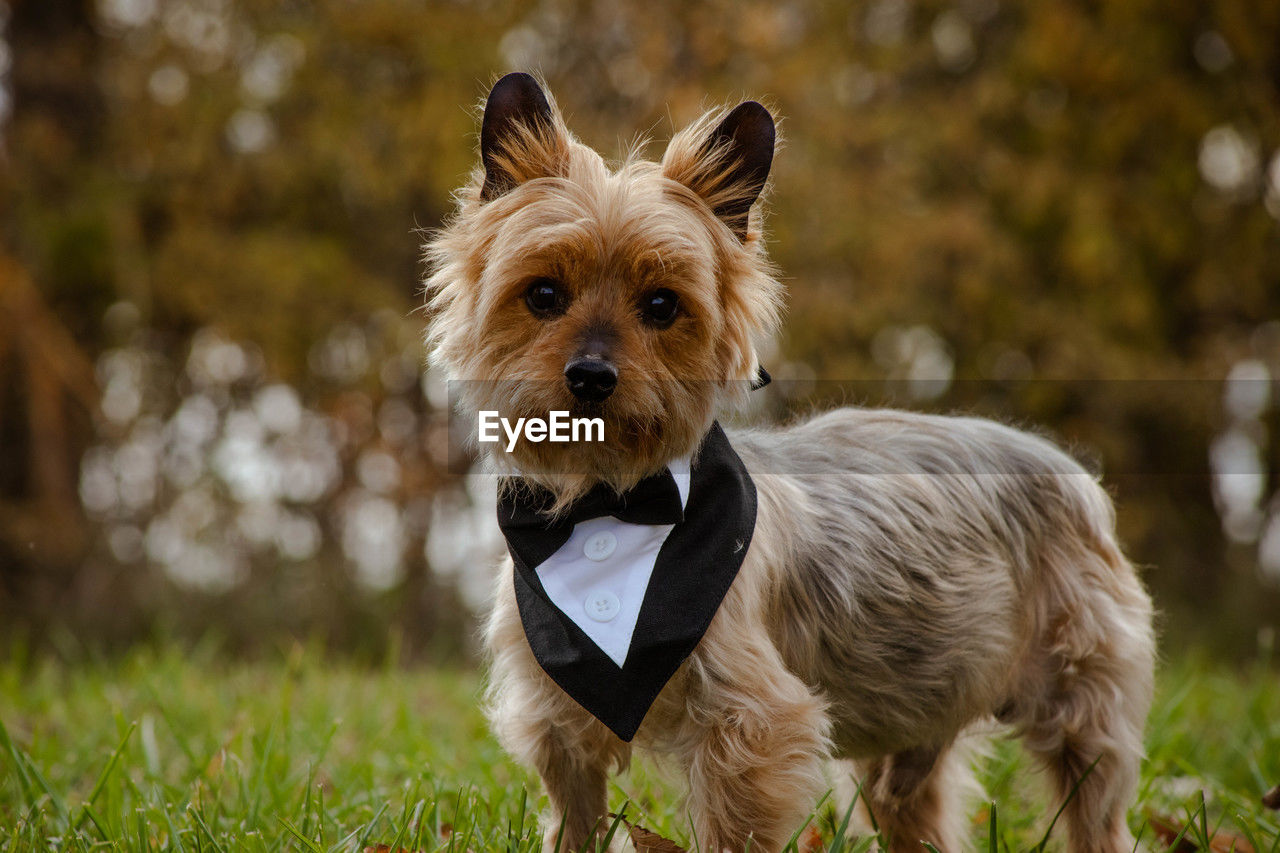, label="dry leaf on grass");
[608,813,687,853]
[1263,784,1280,810]
[1148,812,1255,853]
[797,824,824,852]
